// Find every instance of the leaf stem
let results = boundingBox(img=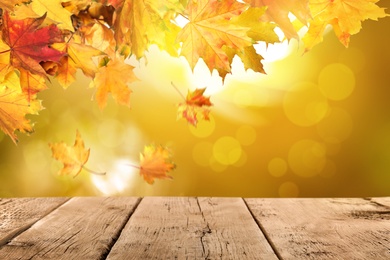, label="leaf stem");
[126,163,141,170]
[82,165,106,176]
[171,82,186,101]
